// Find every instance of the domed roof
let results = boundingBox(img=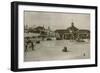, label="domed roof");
[66,22,79,32]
